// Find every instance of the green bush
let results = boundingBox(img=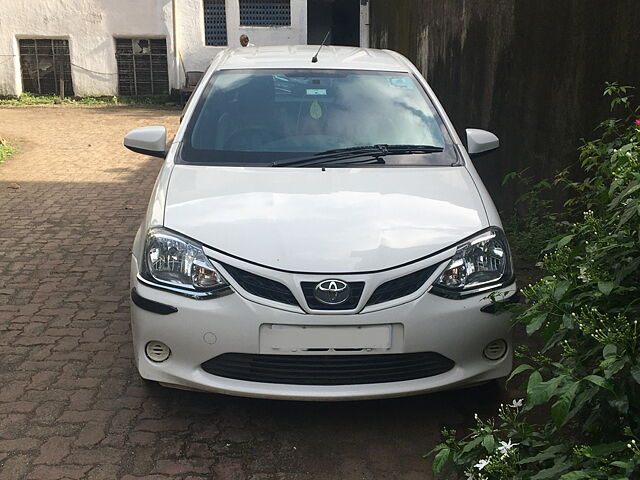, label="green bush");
[501,171,560,263]
[429,83,640,479]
